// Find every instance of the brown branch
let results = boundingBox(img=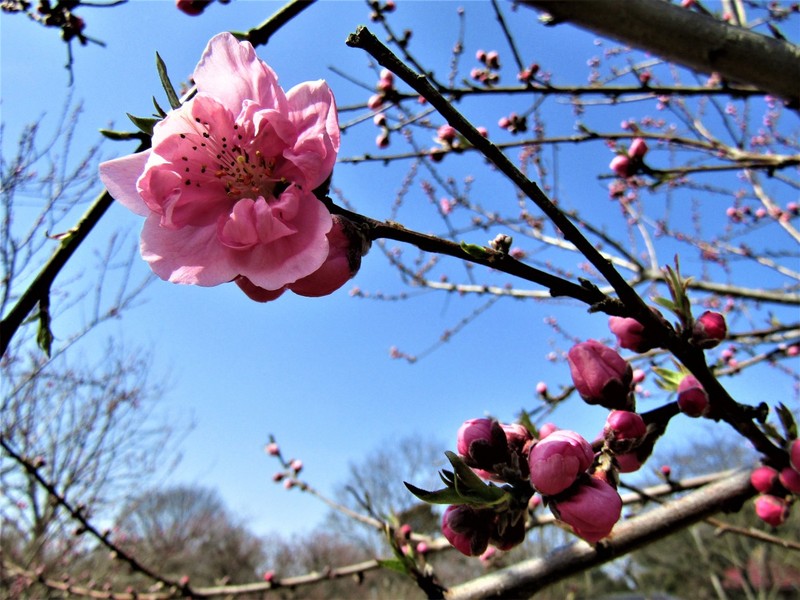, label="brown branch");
[519,0,800,107]
[444,471,755,599]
